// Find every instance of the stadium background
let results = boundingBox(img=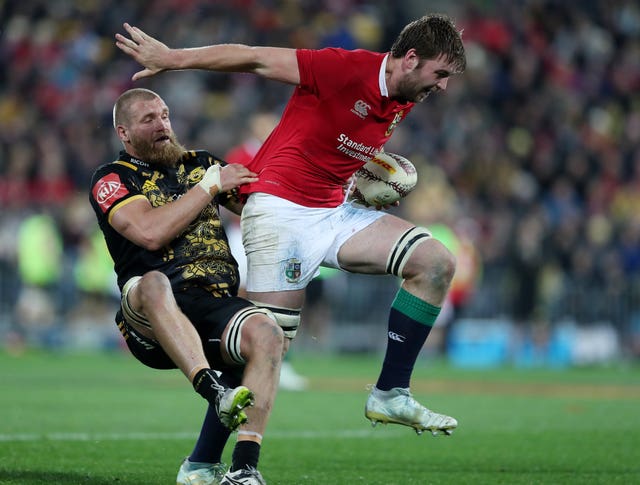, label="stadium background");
[1,0,639,367]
